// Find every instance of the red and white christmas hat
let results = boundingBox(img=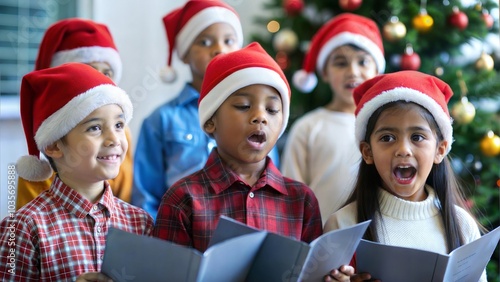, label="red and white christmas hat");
[35,18,123,83]
[17,63,132,181]
[199,42,291,137]
[160,0,243,83]
[354,70,454,154]
[293,13,385,93]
